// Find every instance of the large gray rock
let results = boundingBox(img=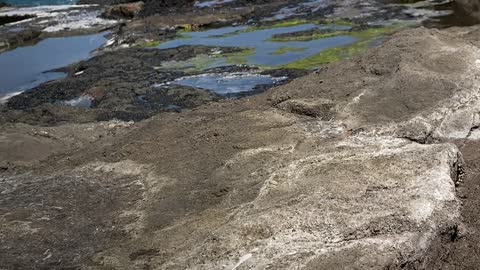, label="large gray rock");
[89,136,460,269]
[3,25,480,269]
[271,27,480,142]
